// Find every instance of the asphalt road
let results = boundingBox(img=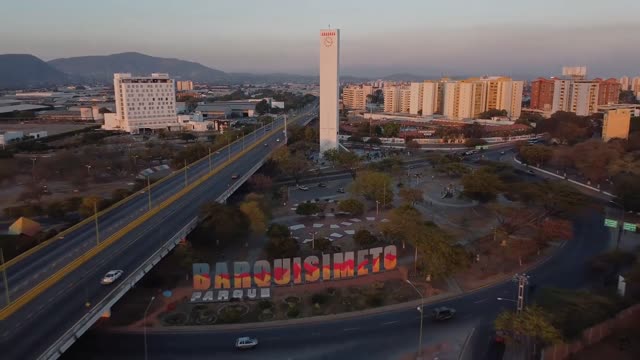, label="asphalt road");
[0,104,319,360]
[62,210,608,360]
